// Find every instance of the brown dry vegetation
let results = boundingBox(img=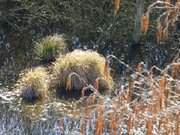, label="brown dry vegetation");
[15,67,48,103]
[72,61,180,135]
[51,50,113,99]
[141,0,180,43]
